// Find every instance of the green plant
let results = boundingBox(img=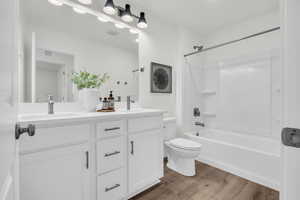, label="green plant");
[71,71,110,90]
